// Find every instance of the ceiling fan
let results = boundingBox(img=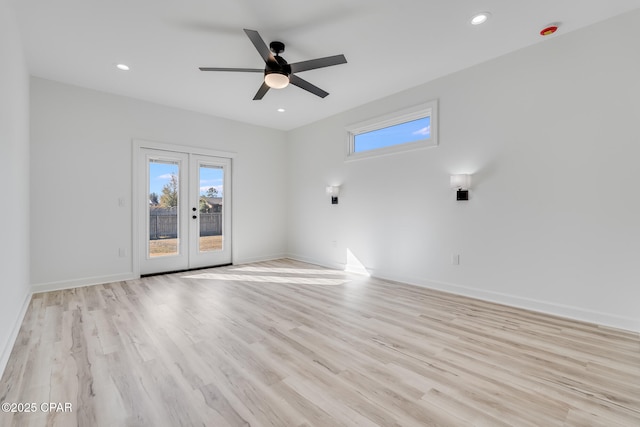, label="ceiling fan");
[199,29,347,100]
